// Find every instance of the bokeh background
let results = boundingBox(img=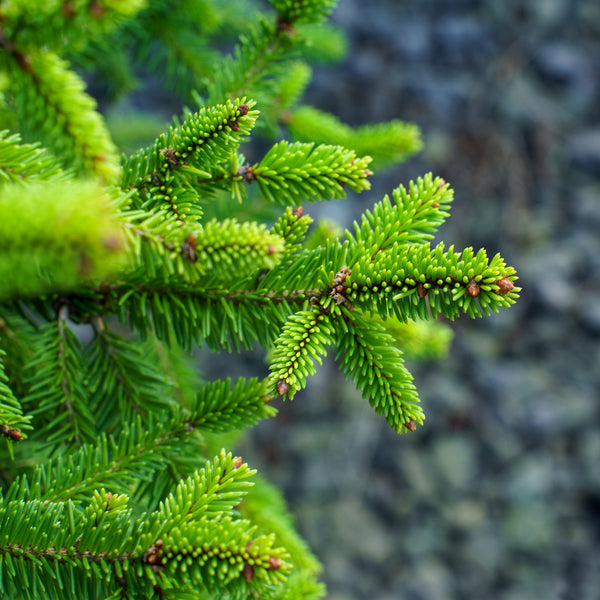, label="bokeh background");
[236,1,600,599]
[101,1,600,598]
